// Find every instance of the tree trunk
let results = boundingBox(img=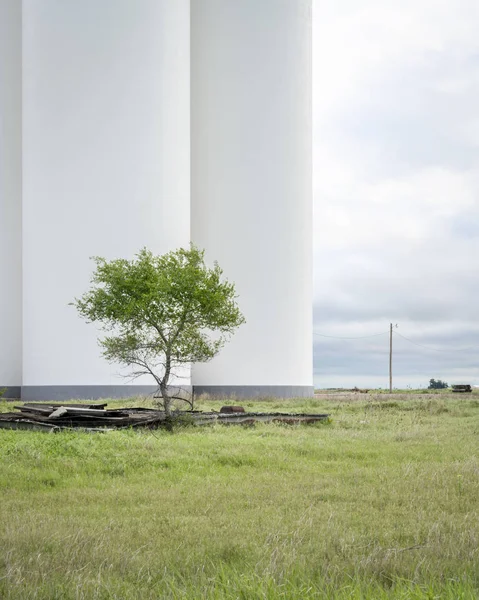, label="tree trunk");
[160,382,172,418]
[161,351,173,418]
